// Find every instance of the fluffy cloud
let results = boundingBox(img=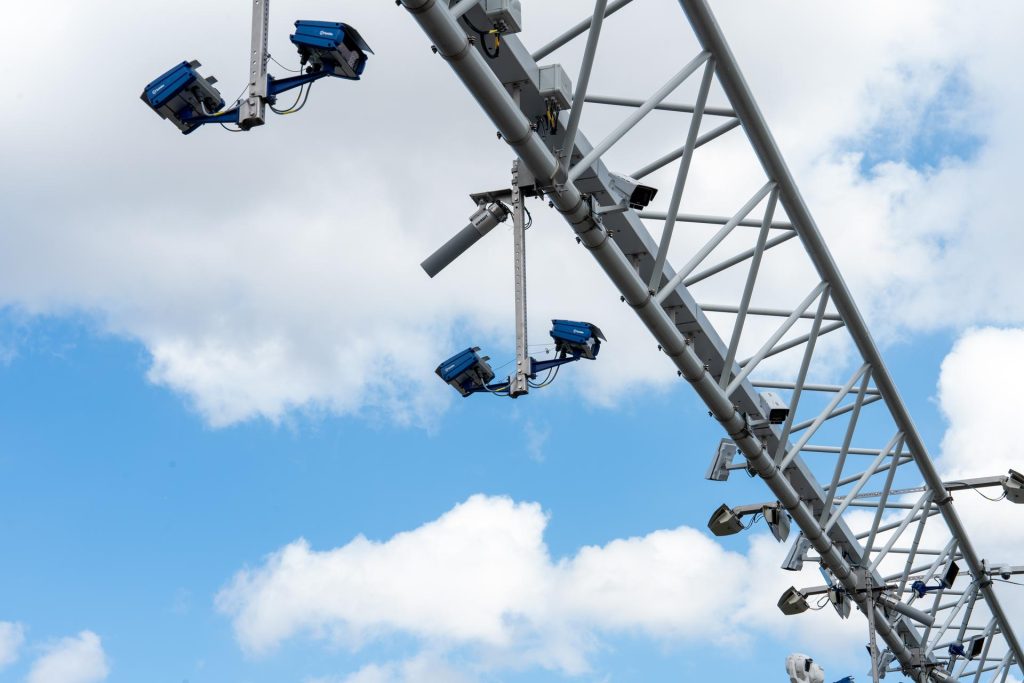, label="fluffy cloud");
[1,1,1023,426]
[308,653,476,683]
[26,631,109,683]
[932,328,1024,641]
[218,494,860,675]
[215,328,1024,680]
[0,621,25,669]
